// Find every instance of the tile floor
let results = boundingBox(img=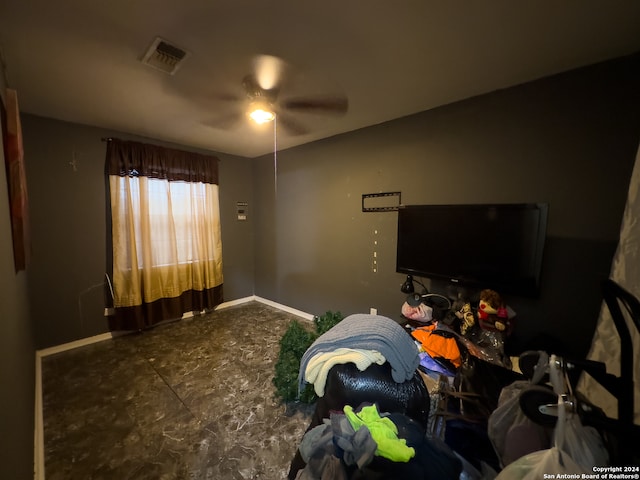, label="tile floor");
[41,302,315,480]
